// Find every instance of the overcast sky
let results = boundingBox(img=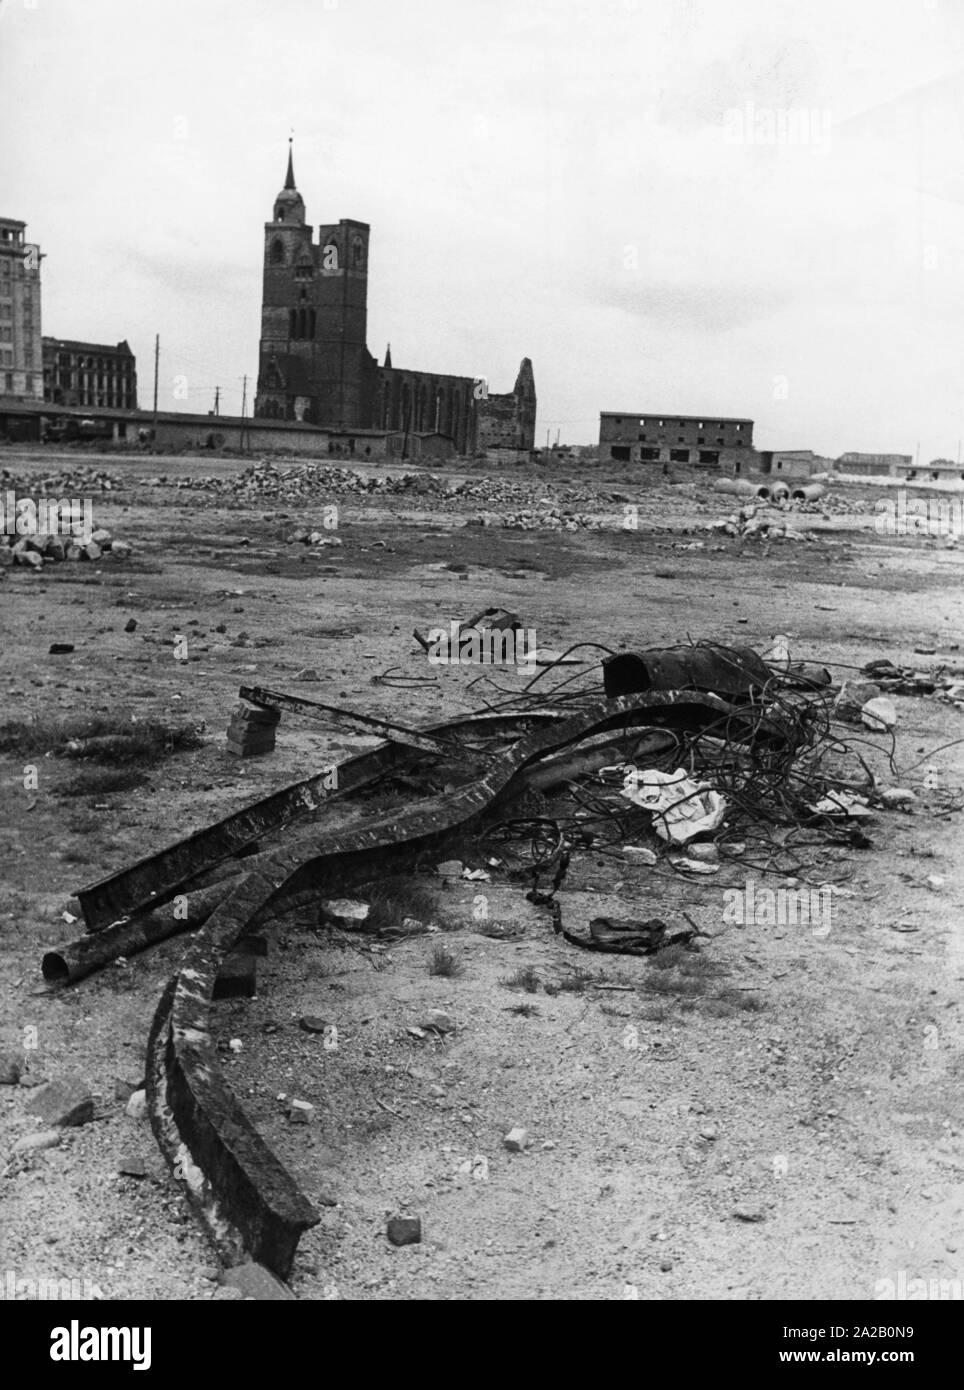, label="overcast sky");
[2,0,963,458]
